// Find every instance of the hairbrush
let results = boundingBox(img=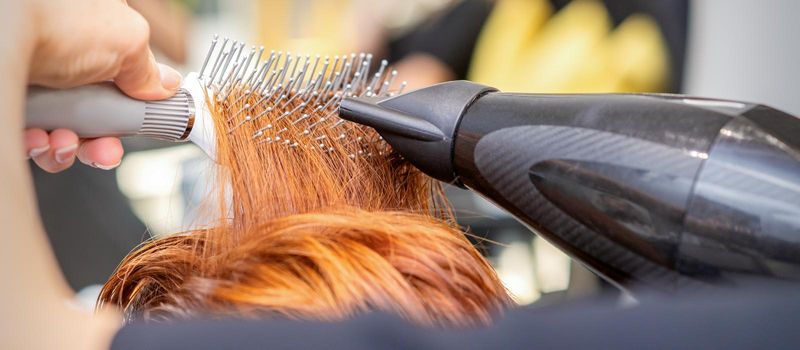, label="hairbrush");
[24,35,405,160]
